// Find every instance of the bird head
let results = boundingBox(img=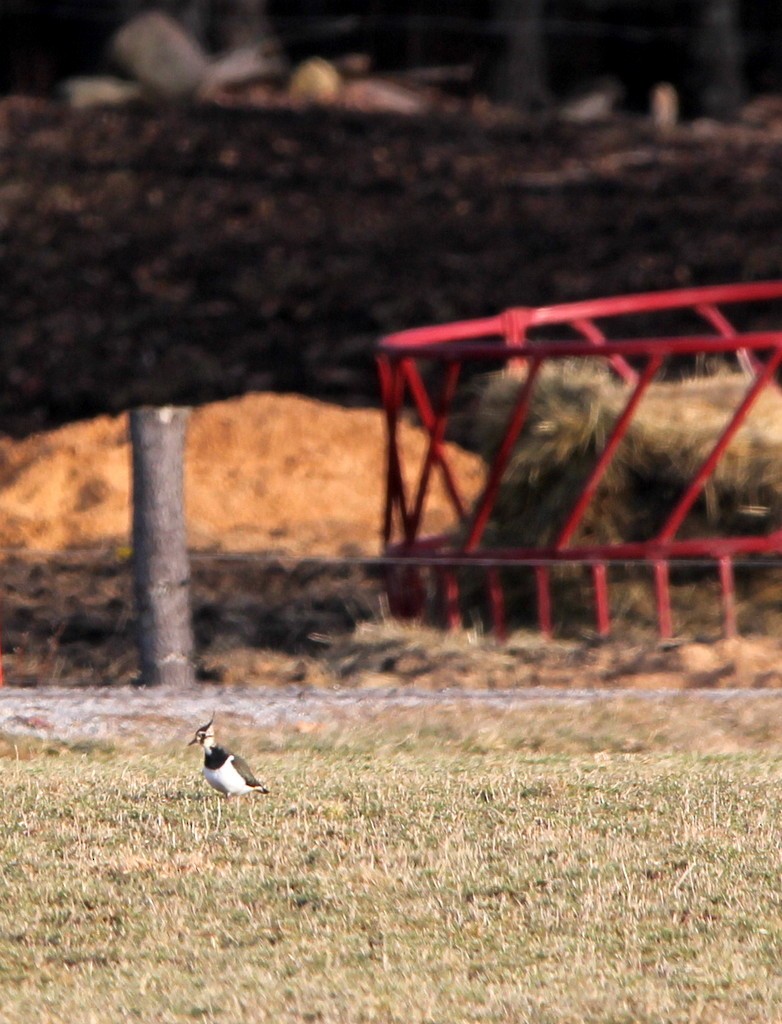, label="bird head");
[188,715,216,749]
